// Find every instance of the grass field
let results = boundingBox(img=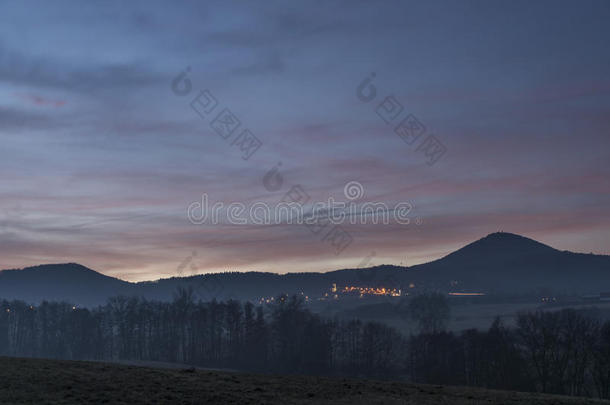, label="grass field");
[1,357,609,404]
